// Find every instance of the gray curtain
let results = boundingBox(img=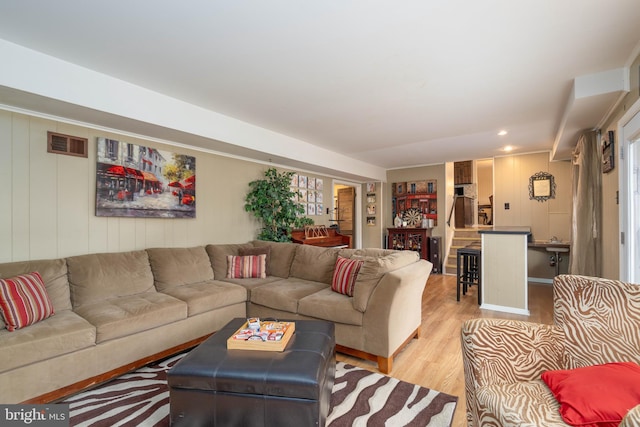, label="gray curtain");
[569,130,602,276]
